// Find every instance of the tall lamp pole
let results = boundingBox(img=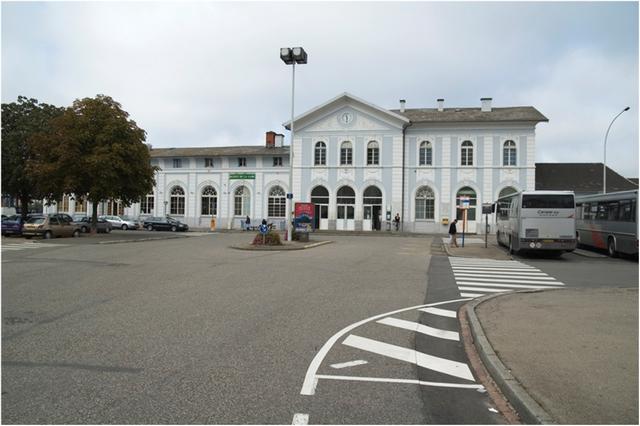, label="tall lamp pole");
[280,47,307,241]
[603,106,630,193]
